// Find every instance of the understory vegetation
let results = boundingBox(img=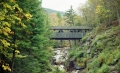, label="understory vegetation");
[68,23,120,73]
[68,0,120,72]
